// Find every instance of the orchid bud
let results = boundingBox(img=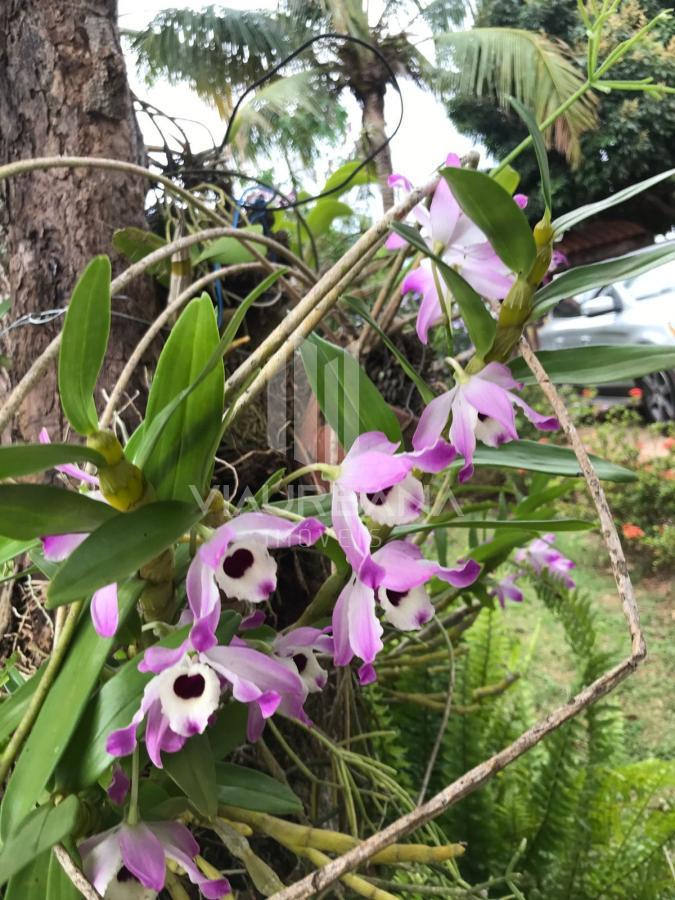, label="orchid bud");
[202,489,228,527]
[86,429,124,465]
[499,276,534,326]
[97,459,146,512]
[139,581,176,623]
[87,430,148,511]
[527,214,556,287]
